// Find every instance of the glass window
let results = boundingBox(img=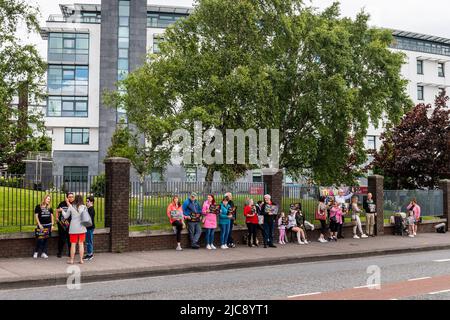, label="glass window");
[417,85,424,100]
[146,12,188,28]
[417,60,423,75]
[48,33,89,63]
[438,63,445,77]
[118,48,128,58]
[185,167,197,182]
[64,128,89,145]
[153,36,163,54]
[118,27,129,38]
[119,17,129,26]
[64,166,88,183]
[47,97,88,117]
[118,5,130,16]
[63,69,75,80]
[63,38,75,49]
[118,59,128,70]
[252,170,262,183]
[366,136,376,150]
[118,37,129,48]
